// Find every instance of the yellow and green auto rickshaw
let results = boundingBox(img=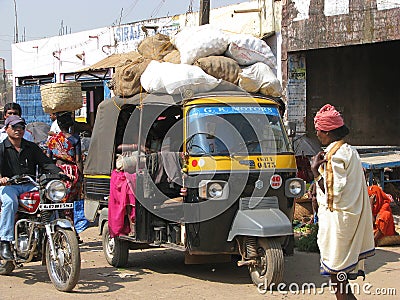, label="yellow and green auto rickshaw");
[84,86,304,289]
